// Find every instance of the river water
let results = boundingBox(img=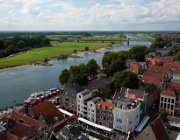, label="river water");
[0,41,151,109]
